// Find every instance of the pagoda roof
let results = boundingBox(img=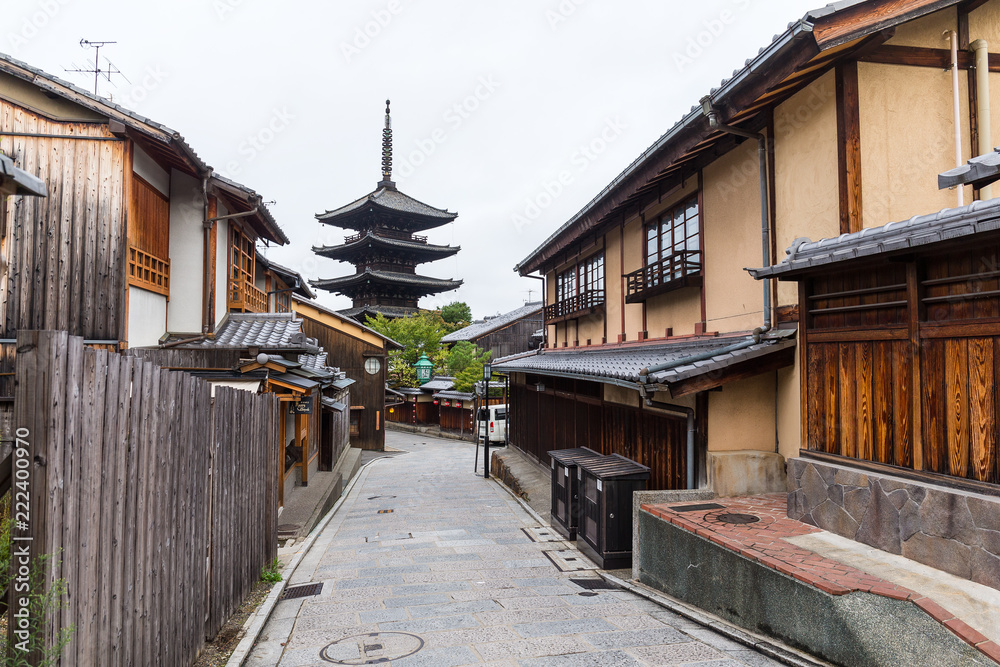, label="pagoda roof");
[313,231,460,262]
[339,305,420,321]
[311,268,463,295]
[316,185,457,232]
